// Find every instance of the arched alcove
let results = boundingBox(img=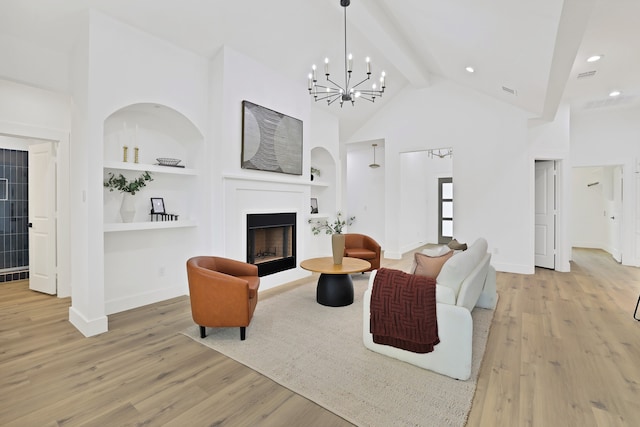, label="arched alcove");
[310,146,337,217]
[102,102,205,314]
